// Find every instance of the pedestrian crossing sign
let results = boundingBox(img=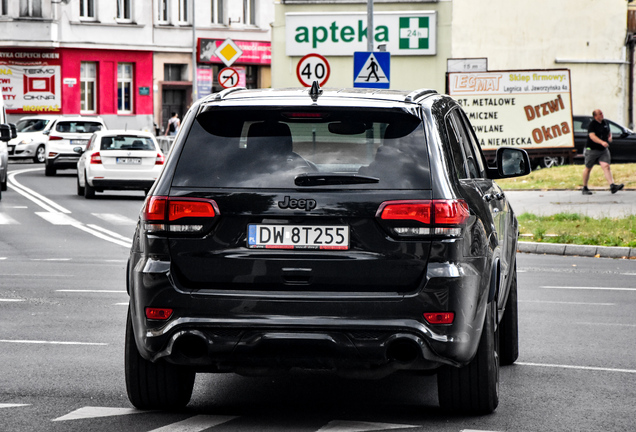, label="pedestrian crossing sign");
[353,52,390,89]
